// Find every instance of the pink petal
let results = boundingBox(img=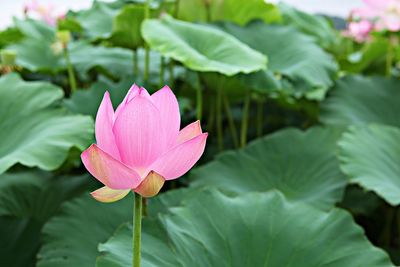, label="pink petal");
[363,0,389,10]
[351,7,379,18]
[134,171,165,198]
[176,120,202,145]
[81,144,142,189]
[114,84,140,120]
[90,186,130,203]
[151,86,180,147]
[95,92,120,160]
[149,133,208,180]
[113,88,165,171]
[383,15,400,31]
